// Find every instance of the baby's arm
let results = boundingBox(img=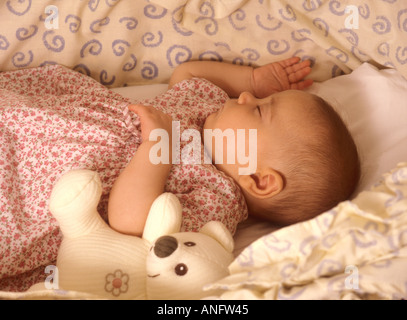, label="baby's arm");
[169,57,313,98]
[108,105,172,236]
